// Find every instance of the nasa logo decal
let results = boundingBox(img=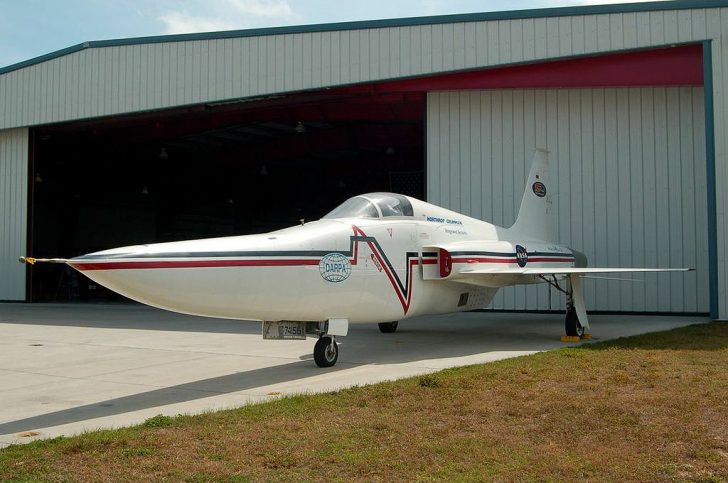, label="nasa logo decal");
[319,253,351,283]
[532,181,547,198]
[515,245,528,267]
